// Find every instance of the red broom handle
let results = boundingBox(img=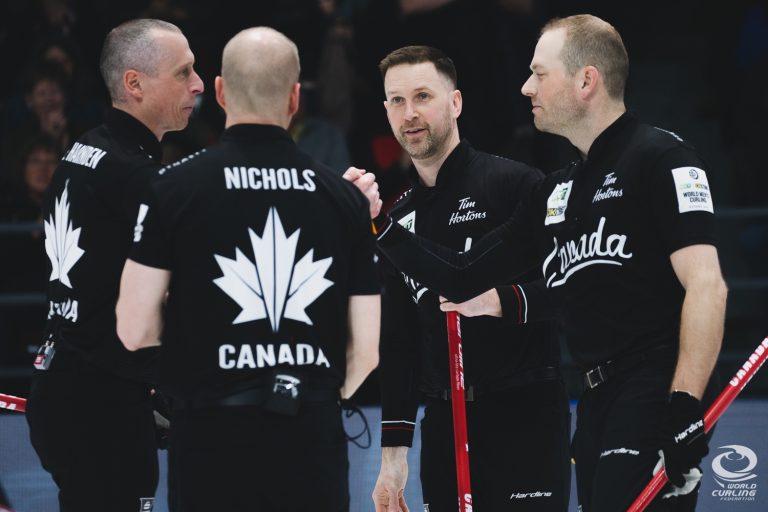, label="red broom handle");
[0,393,27,413]
[446,311,473,512]
[627,337,768,511]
